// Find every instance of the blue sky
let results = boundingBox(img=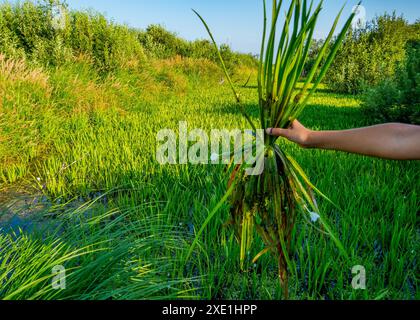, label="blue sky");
[5,0,420,54]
